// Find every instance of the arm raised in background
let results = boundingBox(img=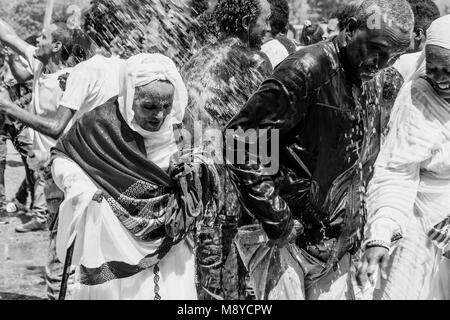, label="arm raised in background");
[0,87,74,140]
[0,61,95,139]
